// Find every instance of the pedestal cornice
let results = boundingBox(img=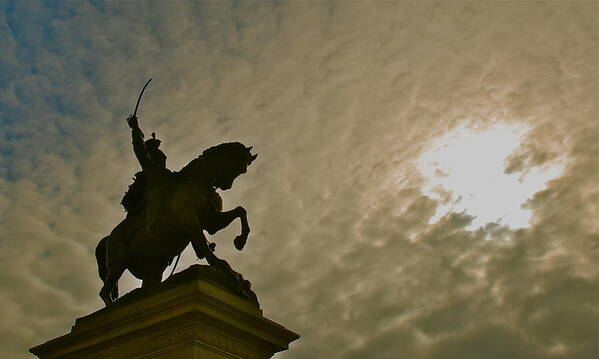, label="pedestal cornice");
[30,265,299,359]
